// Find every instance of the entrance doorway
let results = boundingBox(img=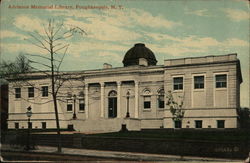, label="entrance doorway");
[108,90,117,118]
